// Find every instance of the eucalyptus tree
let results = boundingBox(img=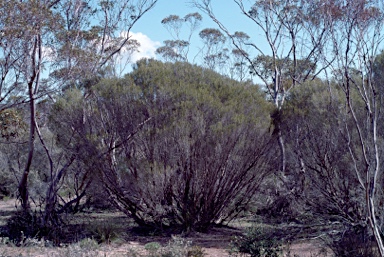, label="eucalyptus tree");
[277,74,384,255]
[318,0,384,254]
[0,0,158,224]
[198,28,229,71]
[156,13,202,62]
[193,0,330,173]
[229,48,250,82]
[275,0,384,254]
